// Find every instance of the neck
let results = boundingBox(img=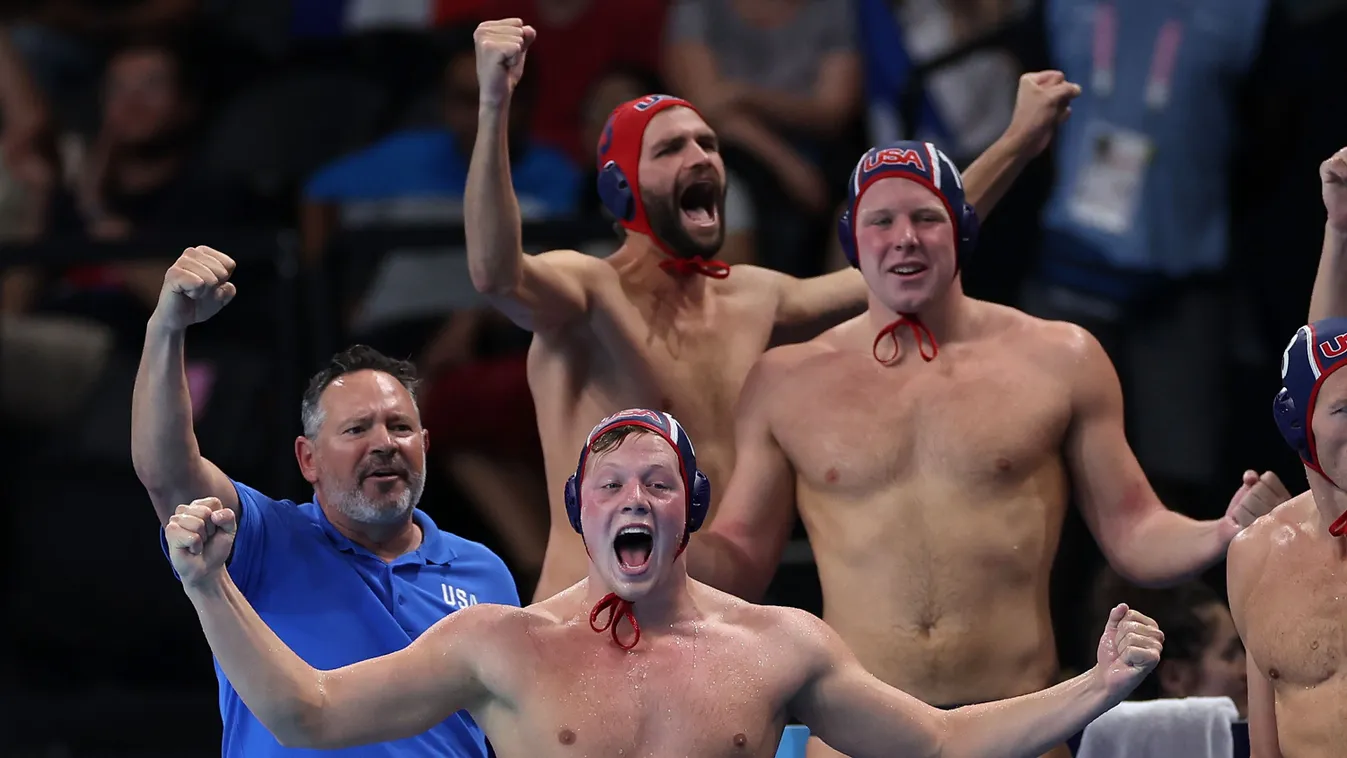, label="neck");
[584,560,696,631]
[610,233,714,294]
[1307,470,1347,536]
[864,279,969,349]
[319,502,422,561]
